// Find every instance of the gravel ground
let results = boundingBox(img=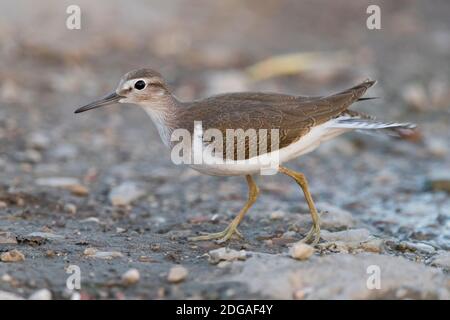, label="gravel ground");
[1,0,449,300]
